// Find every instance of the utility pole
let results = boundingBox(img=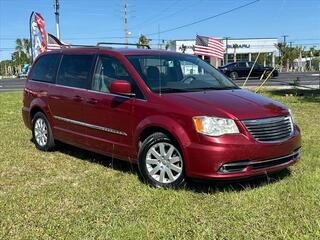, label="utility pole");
[124,0,128,46]
[289,41,293,48]
[53,0,60,39]
[158,24,161,49]
[282,35,288,45]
